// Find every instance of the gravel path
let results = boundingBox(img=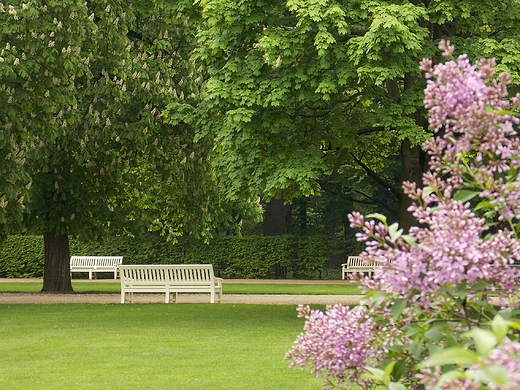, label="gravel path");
[0,292,364,305]
[0,278,365,305]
